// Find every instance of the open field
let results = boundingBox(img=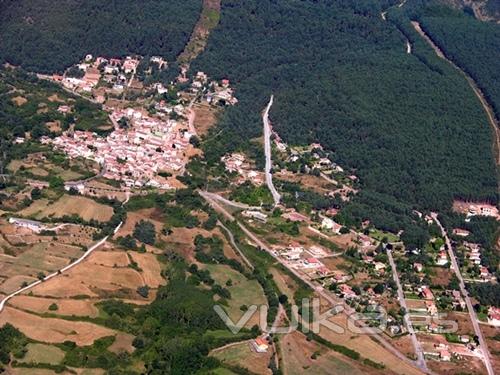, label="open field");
[30,260,144,298]
[212,341,272,375]
[275,172,336,195]
[318,311,424,375]
[0,307,115,345]
[281,331,379,375]
[88,250,130,268]
[20,195,114,222]
[24,244,157,303]
[128,251,164,288]
[202,263,266,327]
[19,343,65,365]
[8,295,99,317]
[192,103,220,136]
[85,180,128,201]
[0,236,88,294]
